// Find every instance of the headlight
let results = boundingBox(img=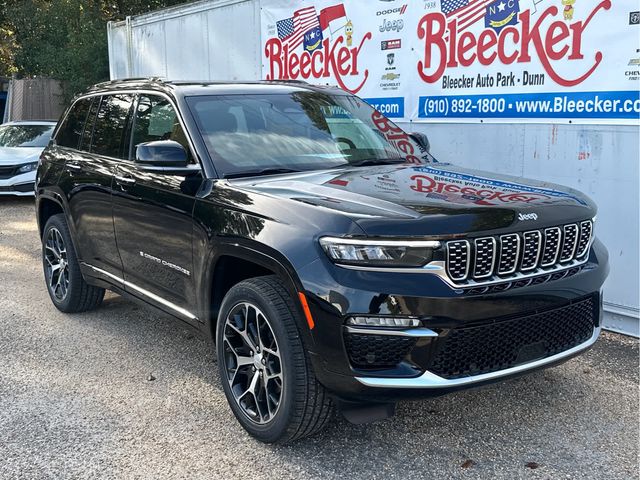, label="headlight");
[17,161,38,174]
[319,237,440,267]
